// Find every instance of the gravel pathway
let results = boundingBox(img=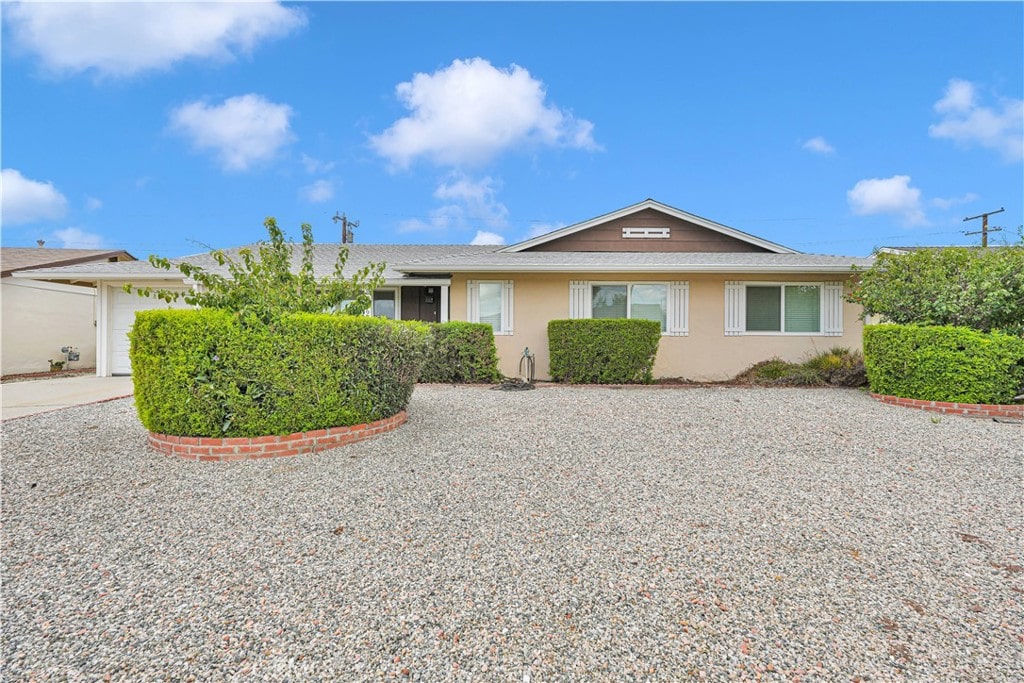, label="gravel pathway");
[2,386,1021,681]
